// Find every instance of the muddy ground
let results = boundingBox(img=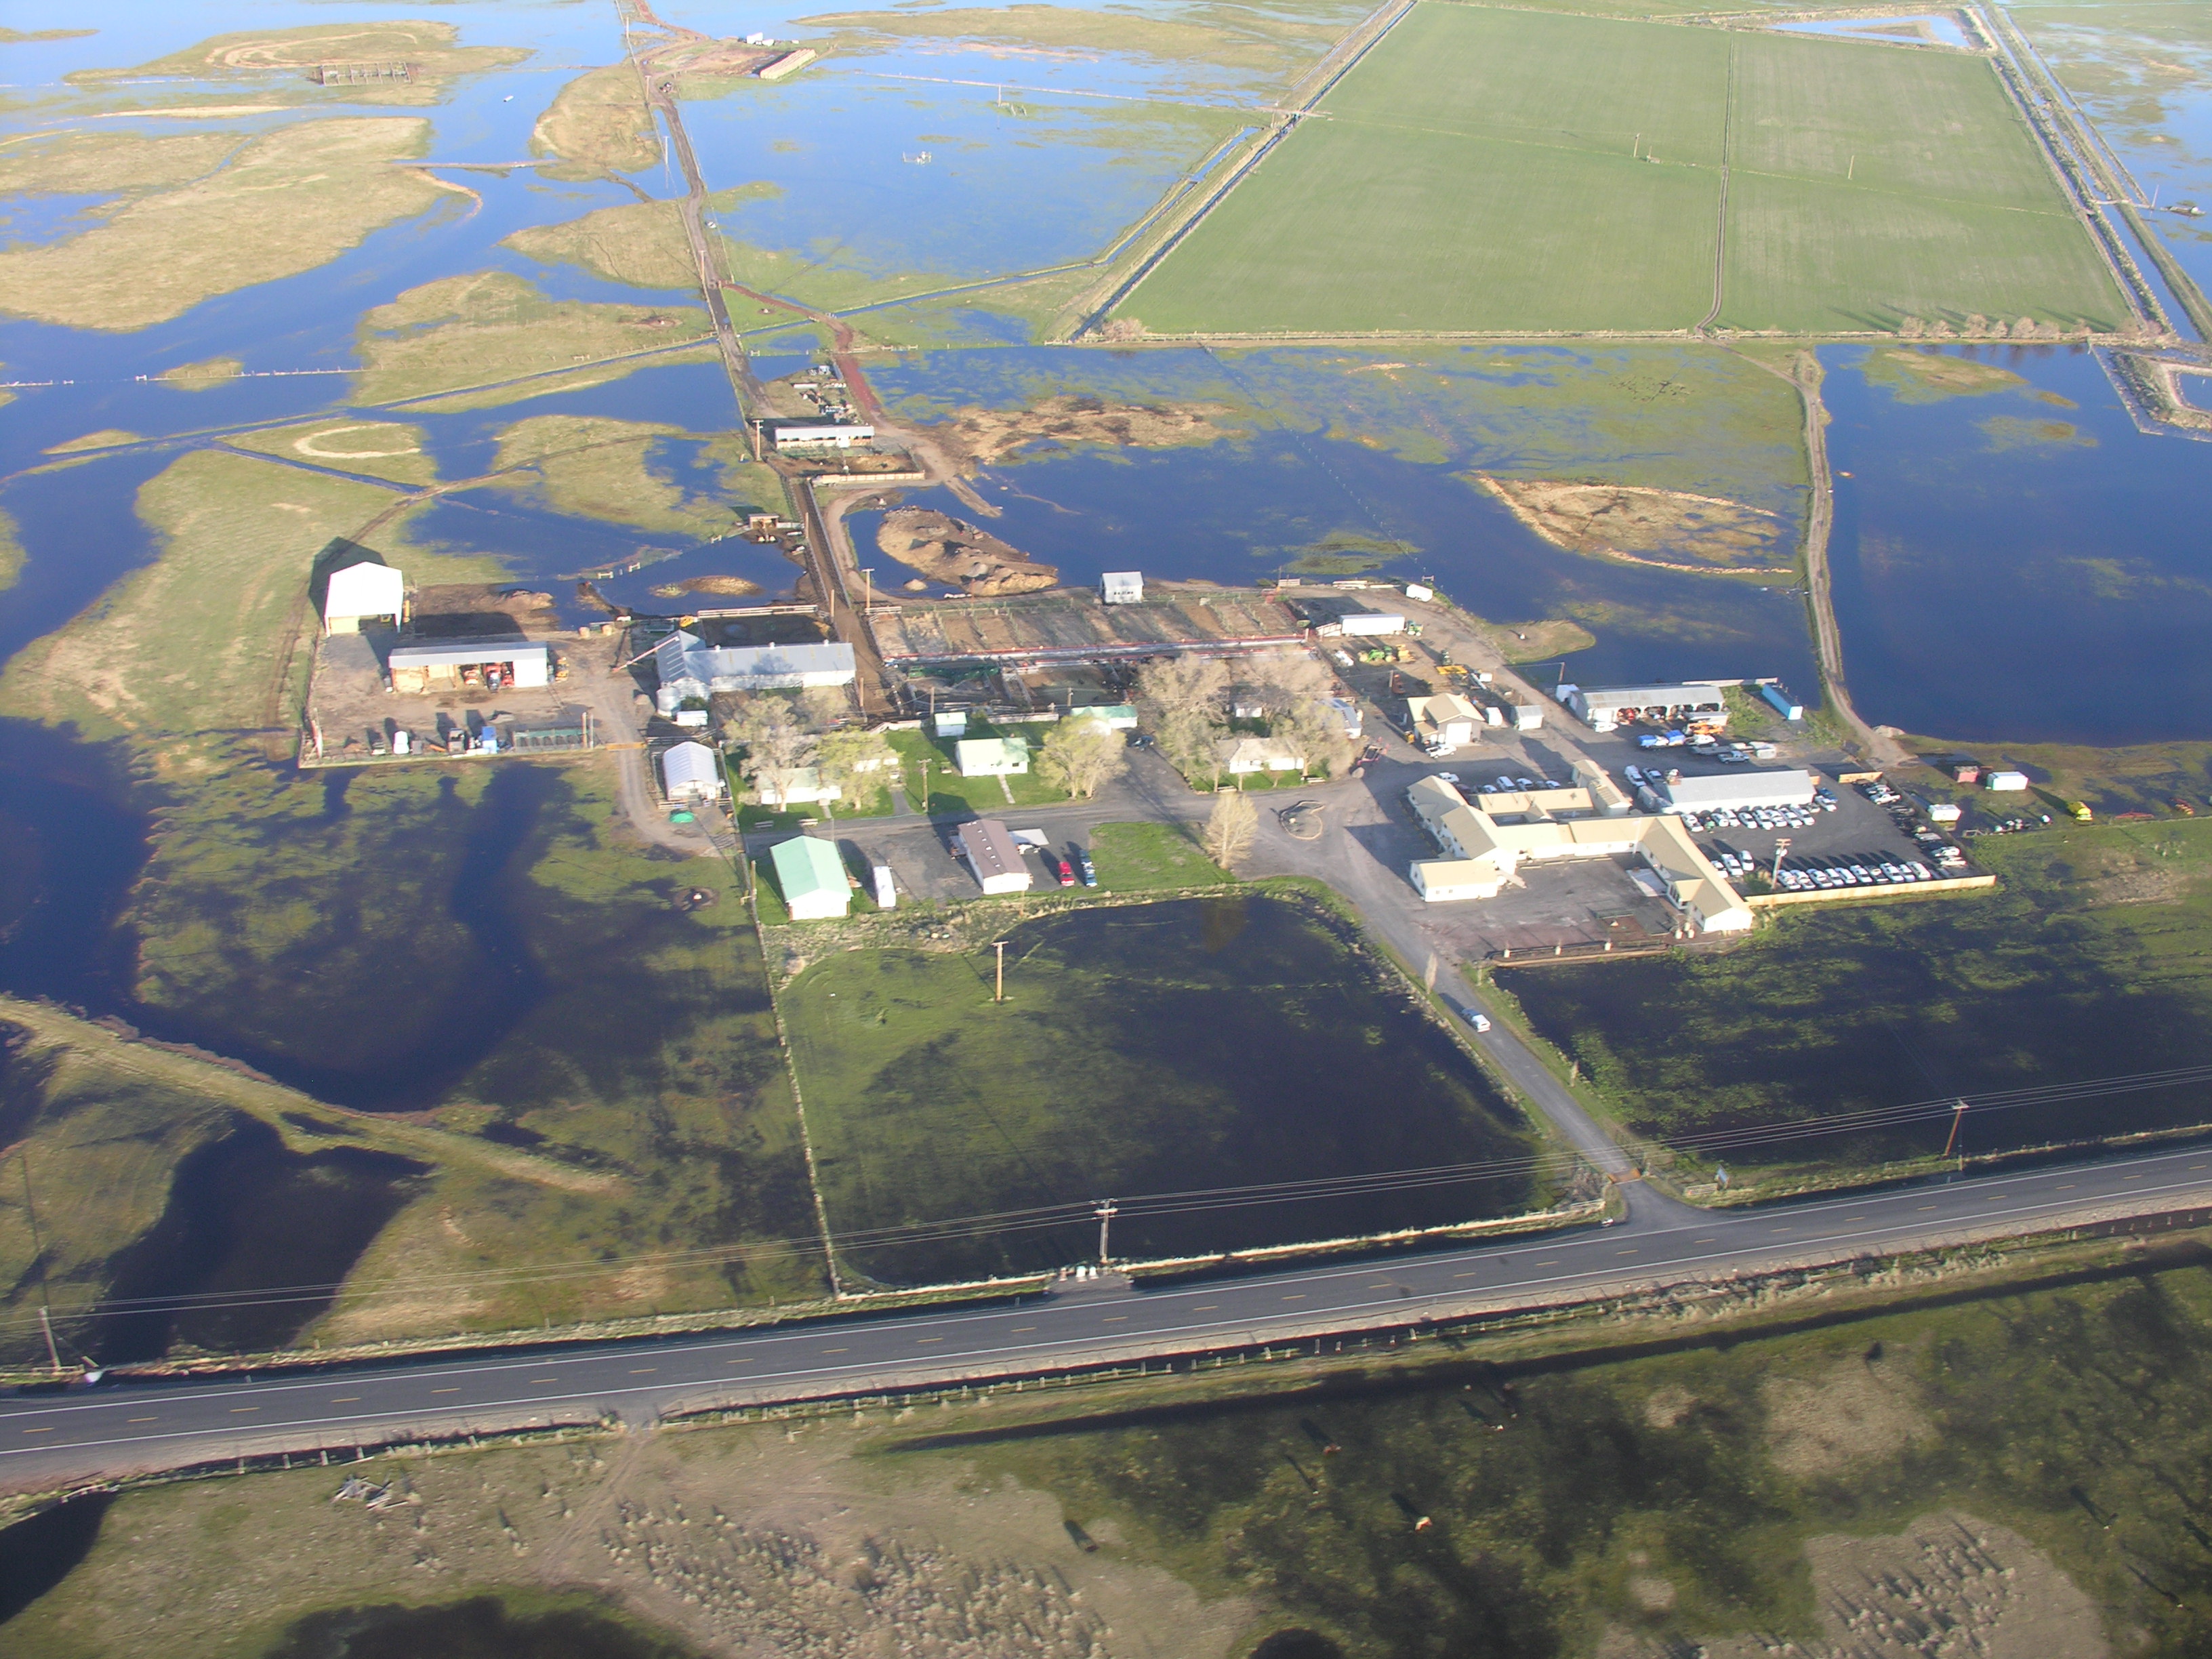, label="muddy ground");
[875,508,1059,596]
[1476,476,1792,573]
[930,396,1233,468]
